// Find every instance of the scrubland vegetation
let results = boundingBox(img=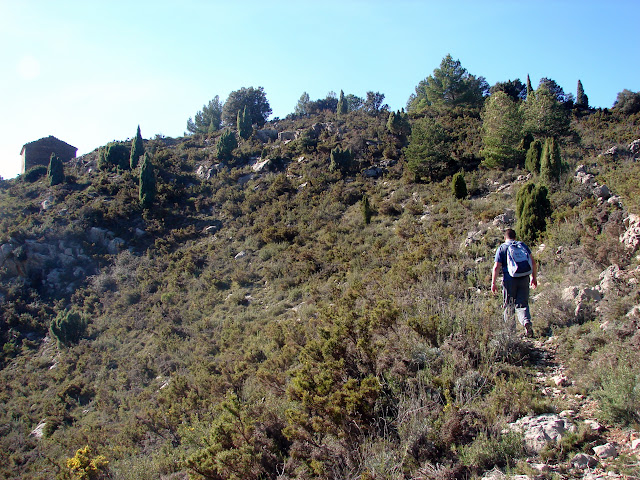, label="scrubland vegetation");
[1,56,639,479]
